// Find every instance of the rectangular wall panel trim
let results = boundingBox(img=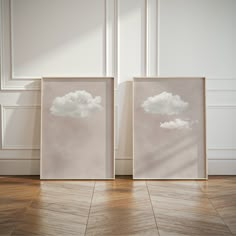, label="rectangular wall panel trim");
[206,78,236,91]
[0,0,113,91]
[0,149,40,160]
[146,0,158,76]
[0,0,40,90]
[1,105,40,149]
